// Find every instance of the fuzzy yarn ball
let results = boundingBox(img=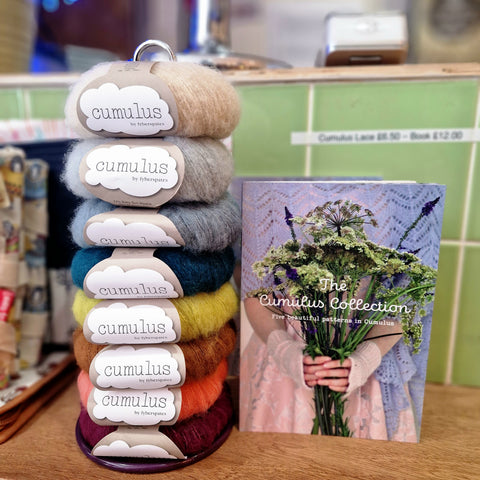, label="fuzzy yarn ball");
[61,137,234,206]
[77,386,233,457]
[69,193,241,253]
[73,321,236,384]
[72,281,239,342]
[70,246,235,298]
[64,61,241,139]
[77,358,228,423]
